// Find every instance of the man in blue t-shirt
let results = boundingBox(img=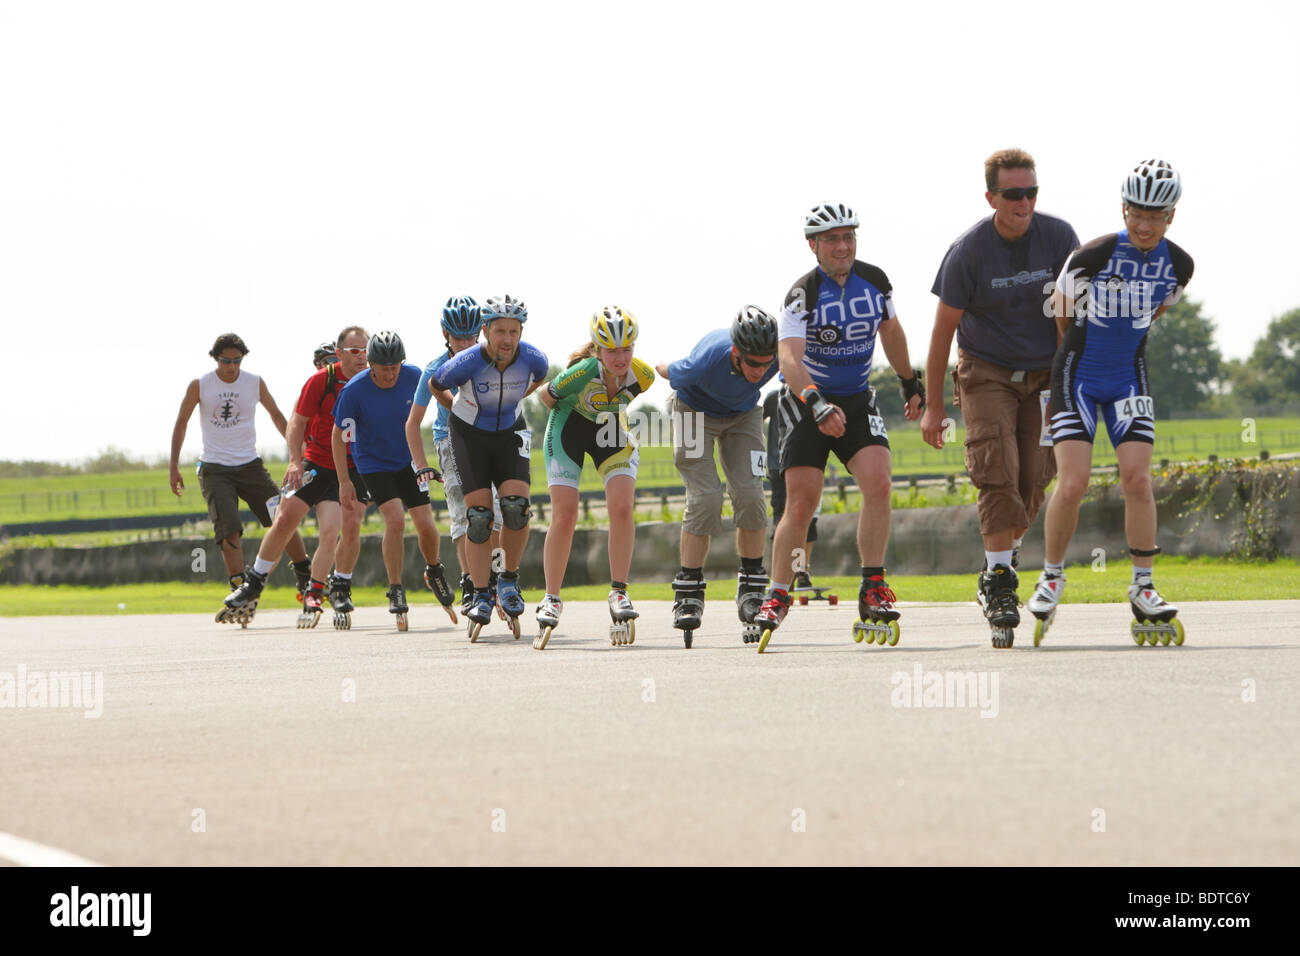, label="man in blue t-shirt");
[753,203,924,649]
[332,330,457,625]
[654,306,780,641]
